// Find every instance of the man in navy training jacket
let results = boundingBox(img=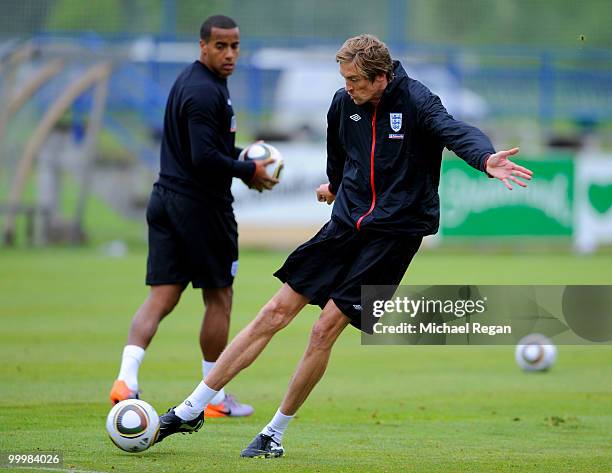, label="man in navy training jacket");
[155,33,533,456]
